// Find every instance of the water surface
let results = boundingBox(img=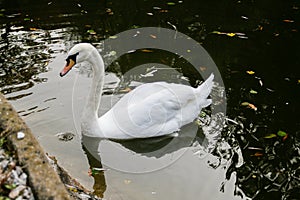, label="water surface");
[1,0,299,199]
